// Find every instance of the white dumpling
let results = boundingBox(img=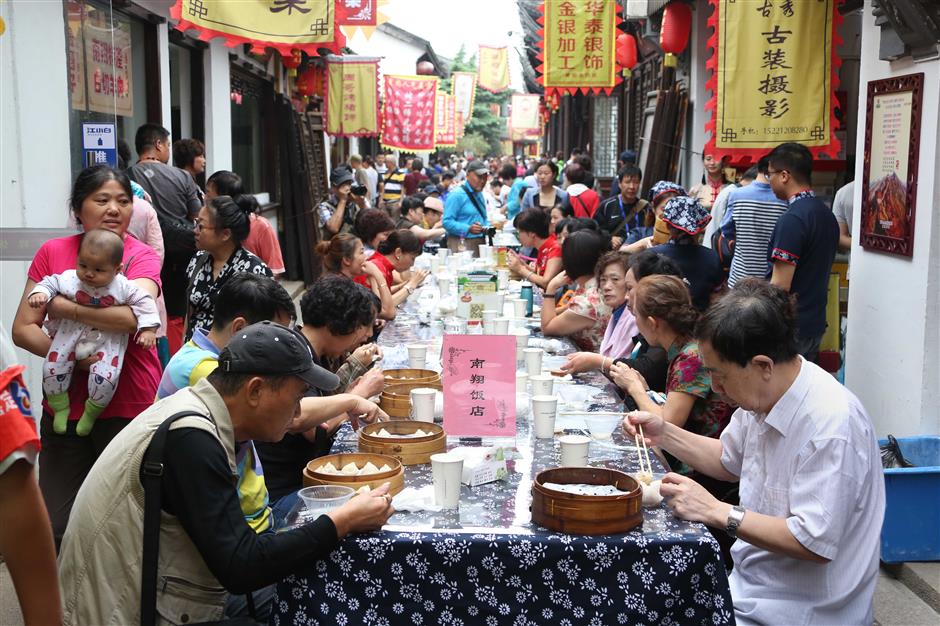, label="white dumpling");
[413,429,428,437]
[341,462,360,475]
[318,462,338,475]
[378,464,392,472]
[359,462,380,475]
[357,485,371,494]
[635,471,653,486]
[641,480,663,507]
[377,428,392,438]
